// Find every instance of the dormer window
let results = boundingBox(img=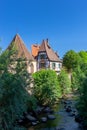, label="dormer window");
[39,53,47,60]
[40,54,45,59]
